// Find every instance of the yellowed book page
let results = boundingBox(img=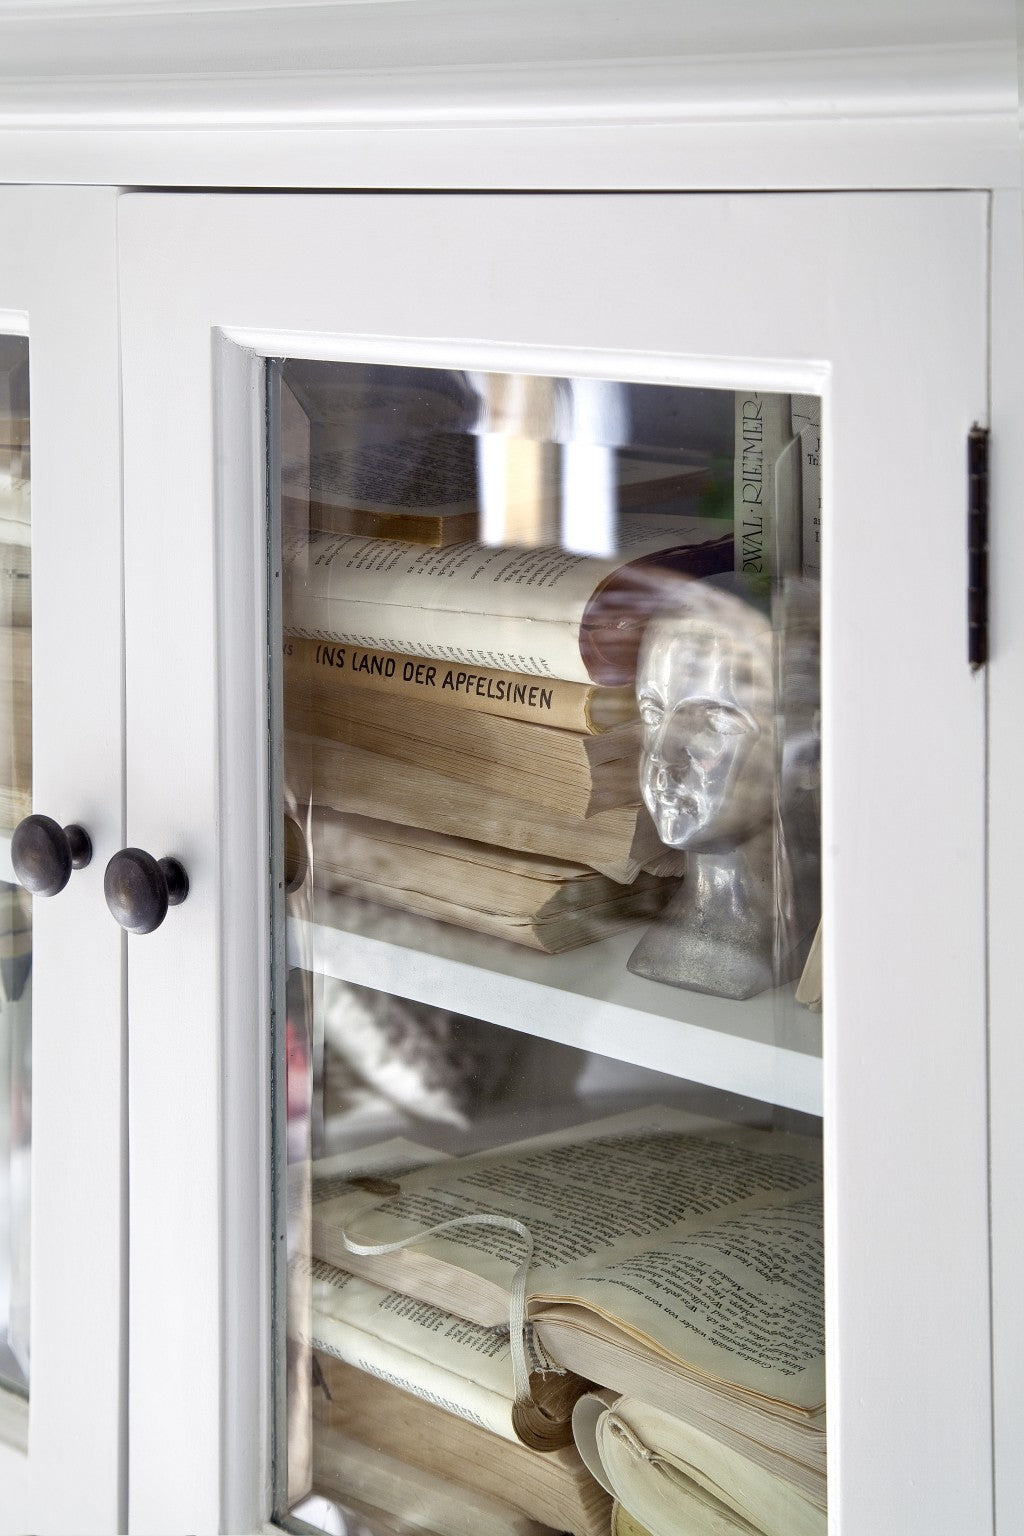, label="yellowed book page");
[287,691,641,818]
[302,1260,563,1447]
[327,1110,823,1412]
[289,735,672,882]
[283,515,726,685]
[596,1396,825,1536]
[313,1107,690,1316]
[540,1306,825,1485]
[550,1194,825,1414]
